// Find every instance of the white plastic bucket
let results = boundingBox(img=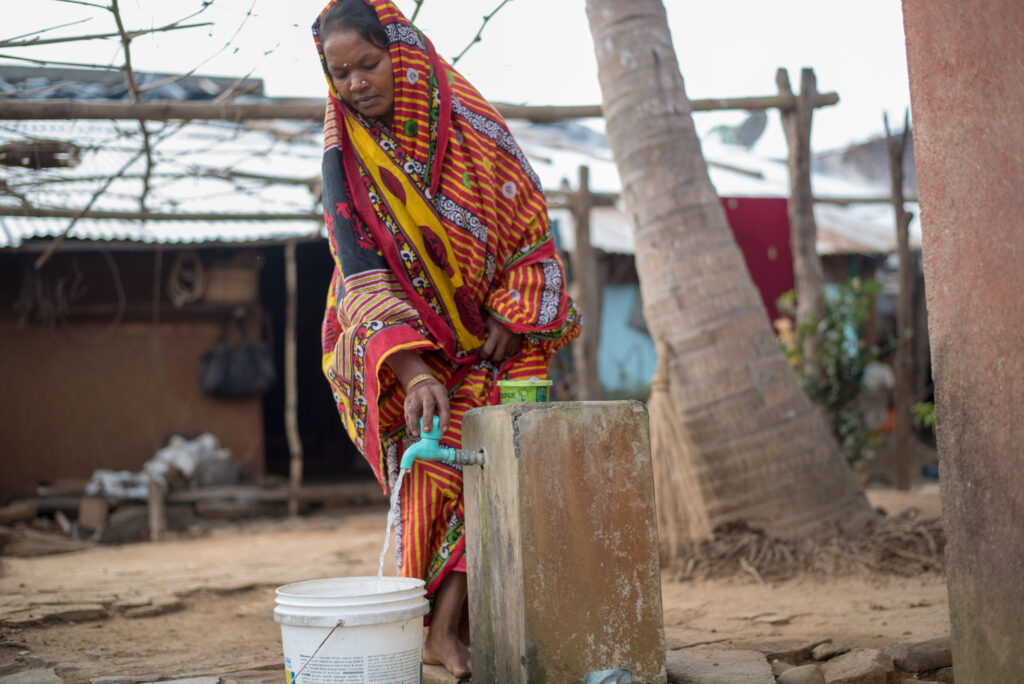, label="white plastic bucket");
[274,576,428,684]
